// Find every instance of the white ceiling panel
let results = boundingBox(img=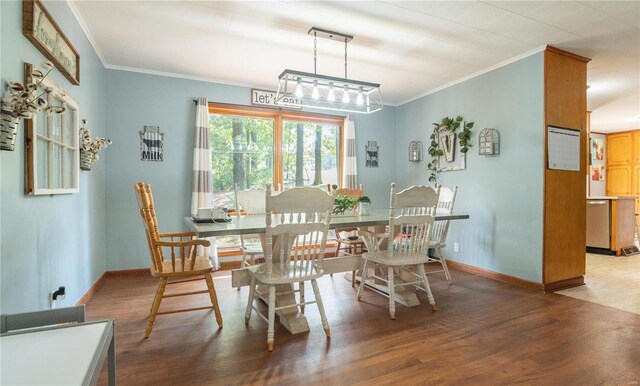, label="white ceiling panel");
[70,0,640,131]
